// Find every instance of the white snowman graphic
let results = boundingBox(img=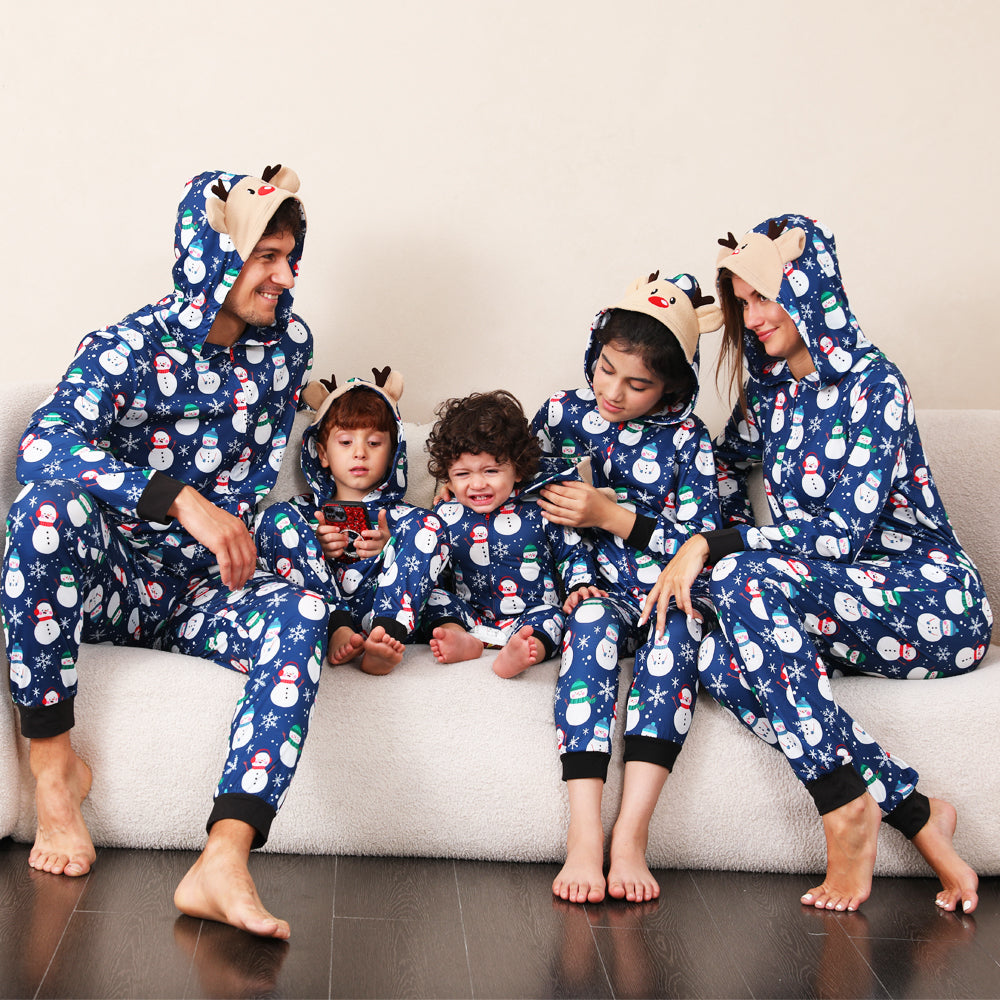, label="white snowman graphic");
[230,446,254,482]
[34,600,61,645]
[469,524,490,566]
[271,663,302,707]
[254,411,273,446]
[148,429,174,471]
[520,544,541,581]
[564,681,594,726]
[739,707,777,744]
[772,718,804,759]
[795,698,823,746]
[813,236,835,276]
[8,646,30,689]
[625,686,644,731]
[5,548,25,598]
[771,608,802,653]
[632,442,661,484]
[497,578,525,617]
[74,387,102,421]
[595,623,619,670]
[825,420,846,460]
[493,503,521,535]
[195,430,223,473]
[618,421,643,446]
[413,515,440,553]
[783,259,810,296]
[99,341,131,376]
[801,454,825,497]
[258,618,283,664]
[121,392,149,427]
[56,566,79,608]
[183,239,207,284]
[154,354,177,396]
[854,470,883,514]
[241,750,273,793]
[862,765,886,803]
[232,706,255,749]
[816,384,839,410]
[214,266,240,305]
[272,349,289,392]
[280,726,304,768]
[32,503,61,554]
[786,407,806,450]
[732,622,763,671]
[196,360,221,394]
[178,293,206,330]
[582,410,610,435]
[586,718,611,752]
[674,687,693,735]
